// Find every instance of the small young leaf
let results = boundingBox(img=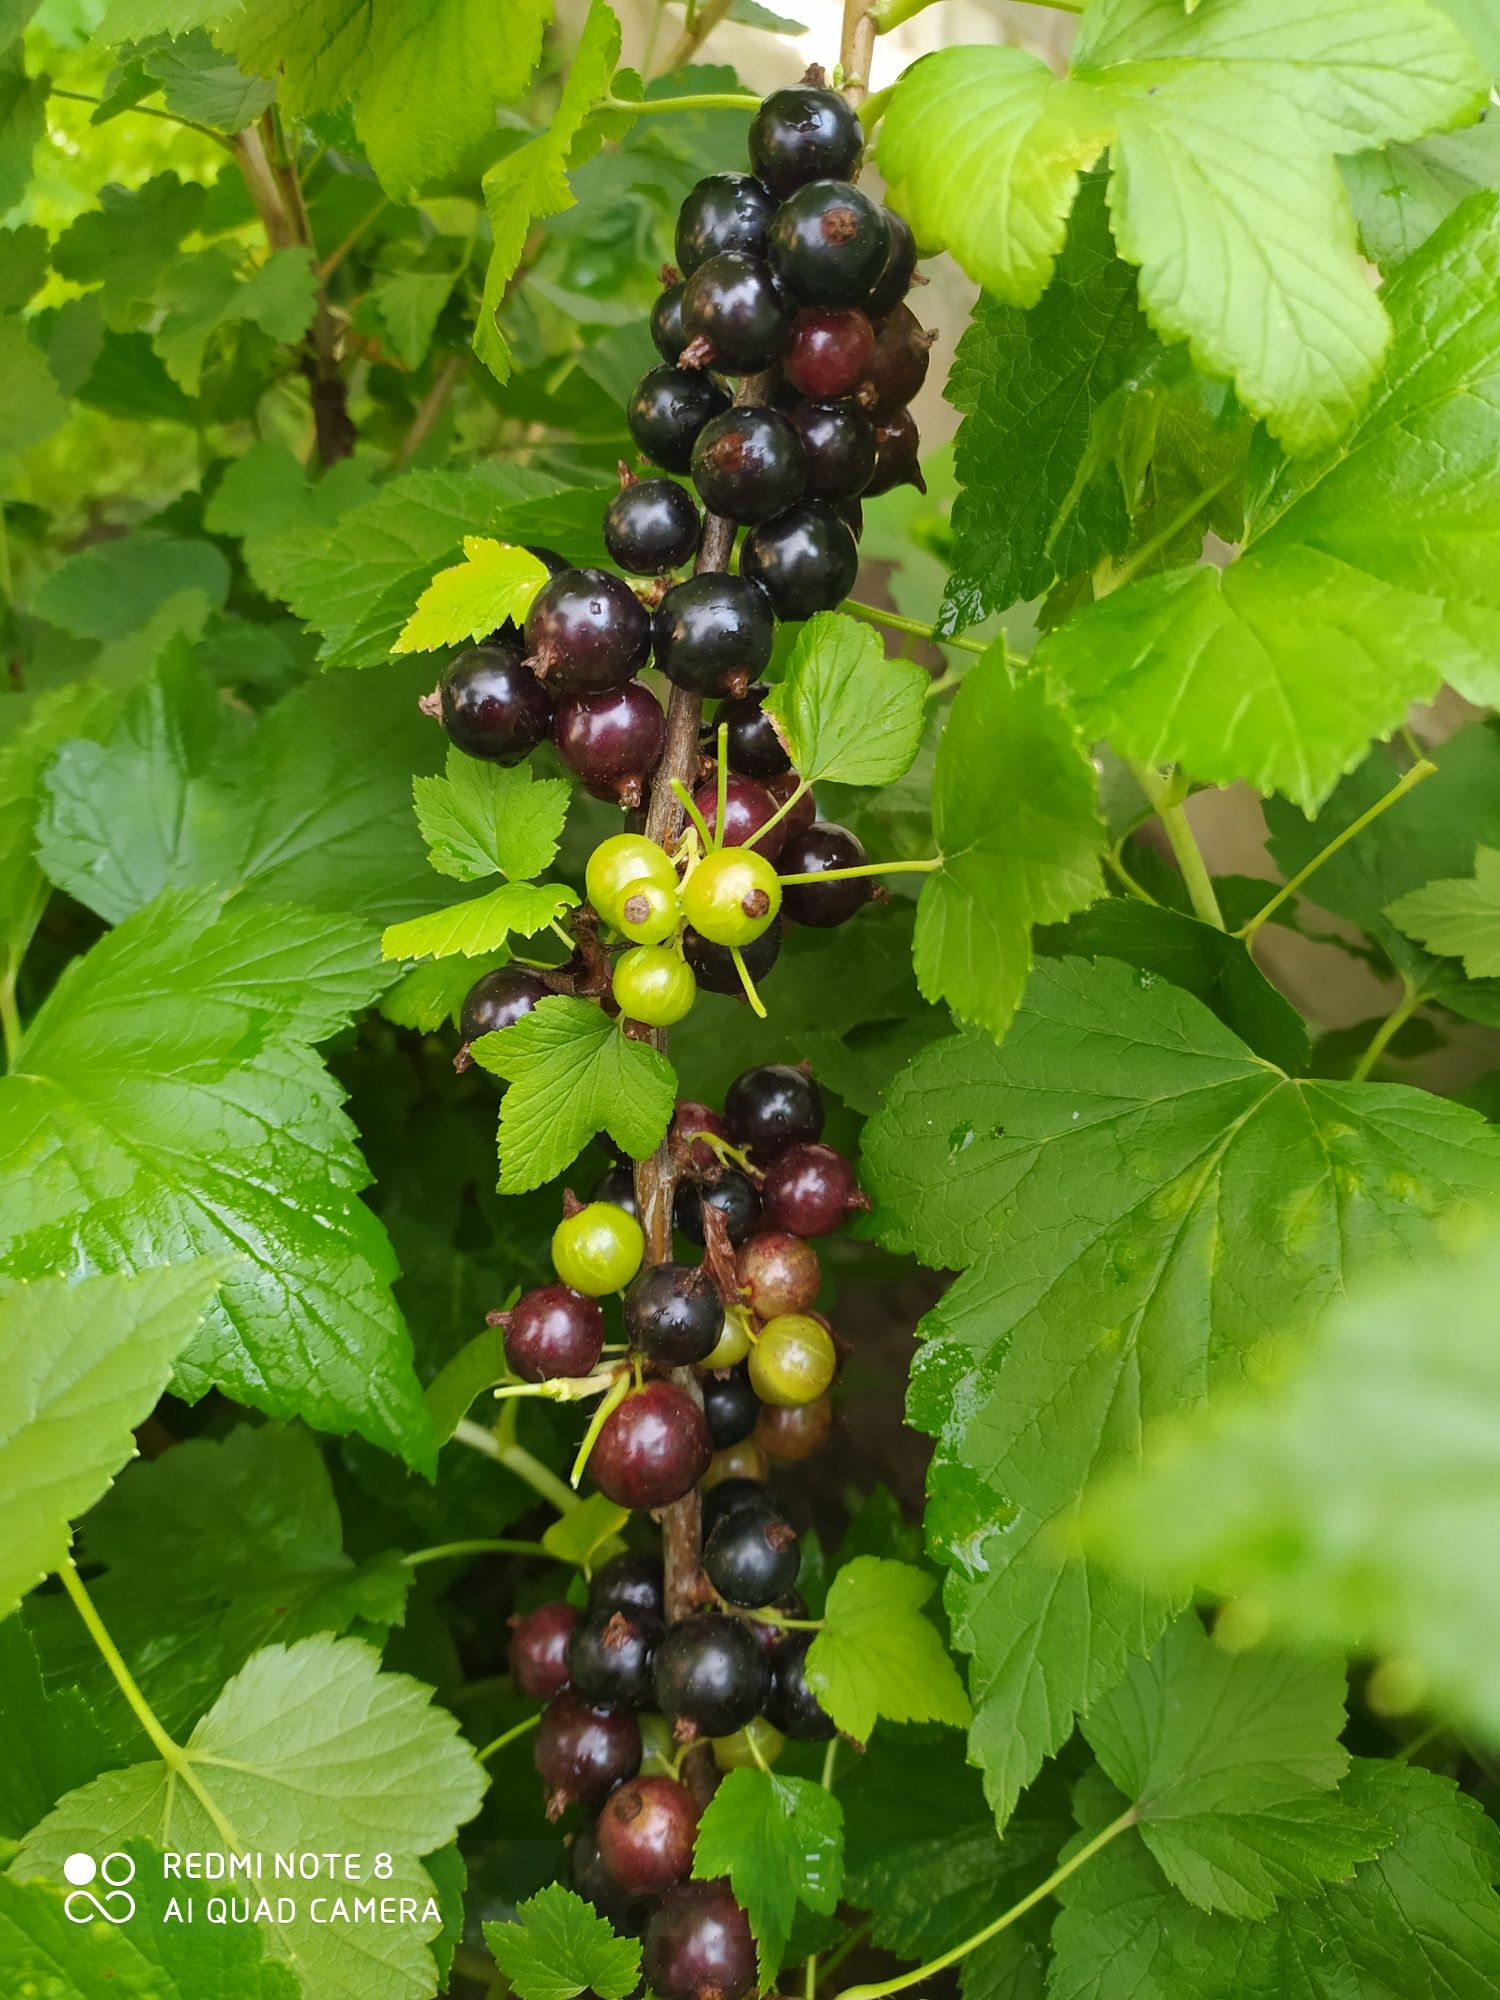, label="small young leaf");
[413,752,571,883]
[1387,844,1500,976]
[763,613,928,790]
[382,881,579,964]
[693,1768,844,1984]
[394,539,550,654]
[542,1492,631,1570]
[806,1557,970,1744]
[474,995,677,1195]
[153,246,319,393]
[485,1884,642,2000]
